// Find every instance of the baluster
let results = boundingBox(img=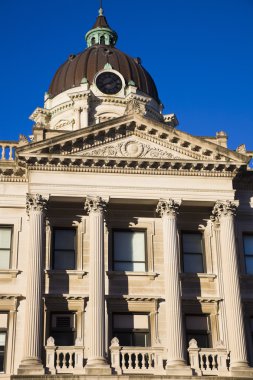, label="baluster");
[62,352,66,370]
[199,353,204,371]
[139,353,143,369]
[148,352,152,369]
[1,145,5,160]
[56,352,60,370]
[121,353,126,371]
[130,352,134,370]
[9,146,13,160]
